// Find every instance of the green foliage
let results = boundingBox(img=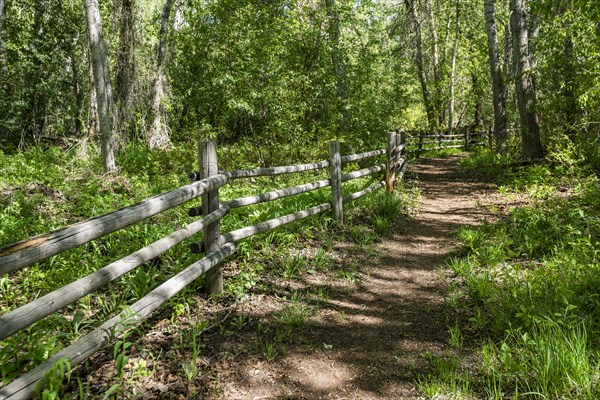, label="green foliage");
[37,357,72,400]
[112,308,139,380]
[366,192,402,234]
[171,0,404,155]
[442,154,600,399]
[418,352,473,399]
